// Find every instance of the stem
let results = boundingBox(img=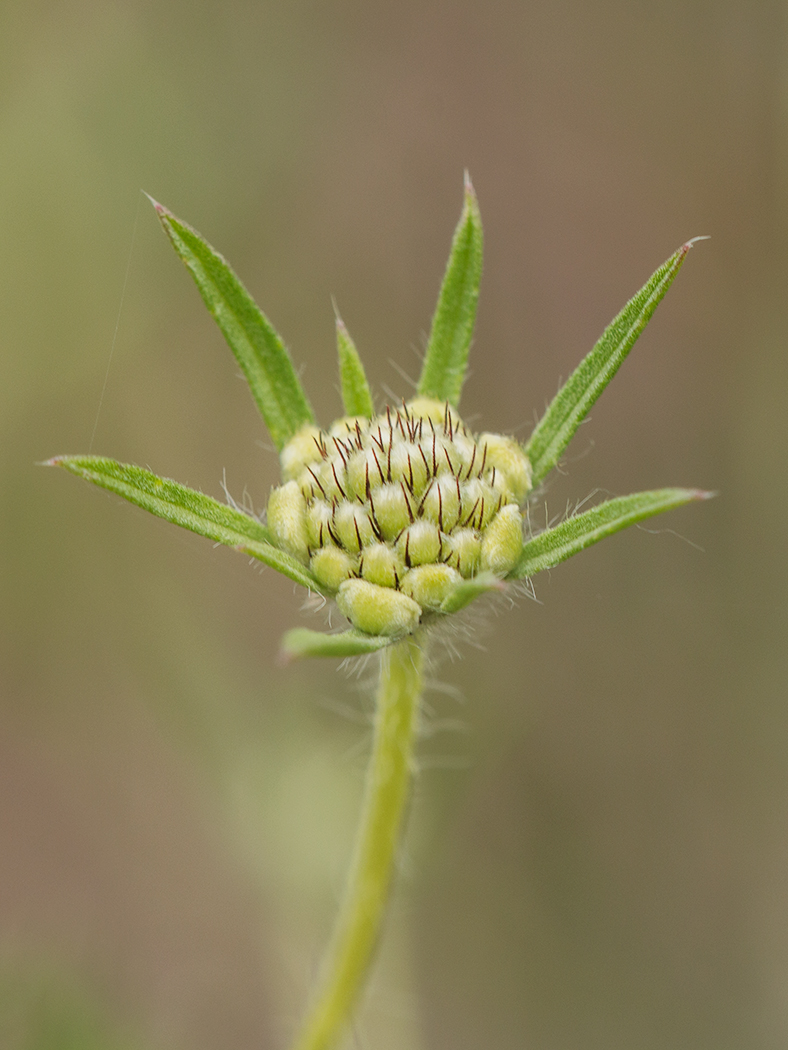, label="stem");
[290,635,425,1050]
